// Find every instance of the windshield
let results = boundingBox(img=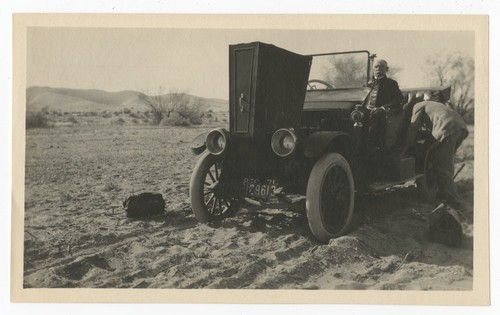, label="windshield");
[307,51,370,90]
